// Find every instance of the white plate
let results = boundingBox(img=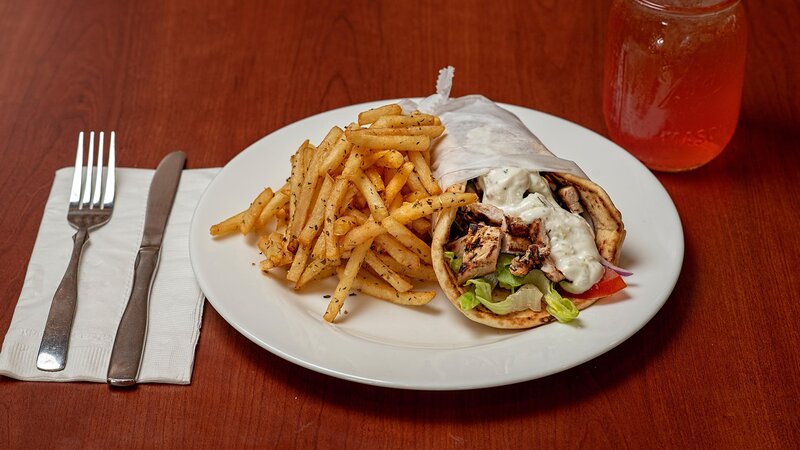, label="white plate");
[189,101,683,390]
